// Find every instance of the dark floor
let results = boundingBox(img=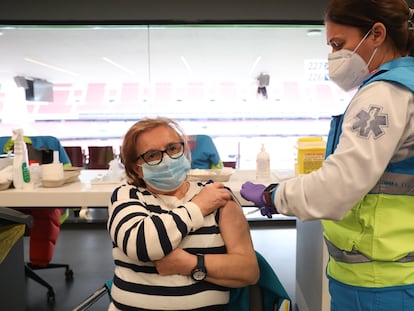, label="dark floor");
[24,209,297,311]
